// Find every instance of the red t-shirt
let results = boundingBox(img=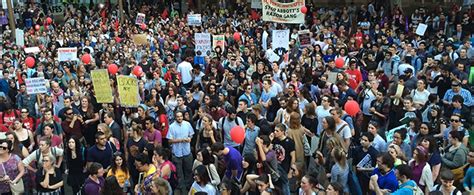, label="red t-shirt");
[345,69,363,89]
[21,117,36,133]
[0,110,21,128]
